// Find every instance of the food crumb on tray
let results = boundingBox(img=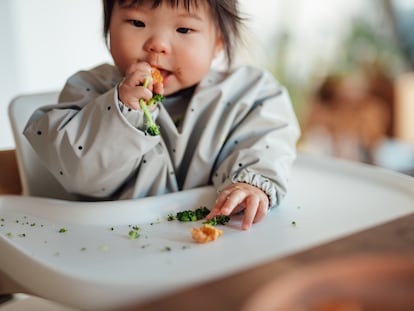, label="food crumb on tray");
[191,224,222,243]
